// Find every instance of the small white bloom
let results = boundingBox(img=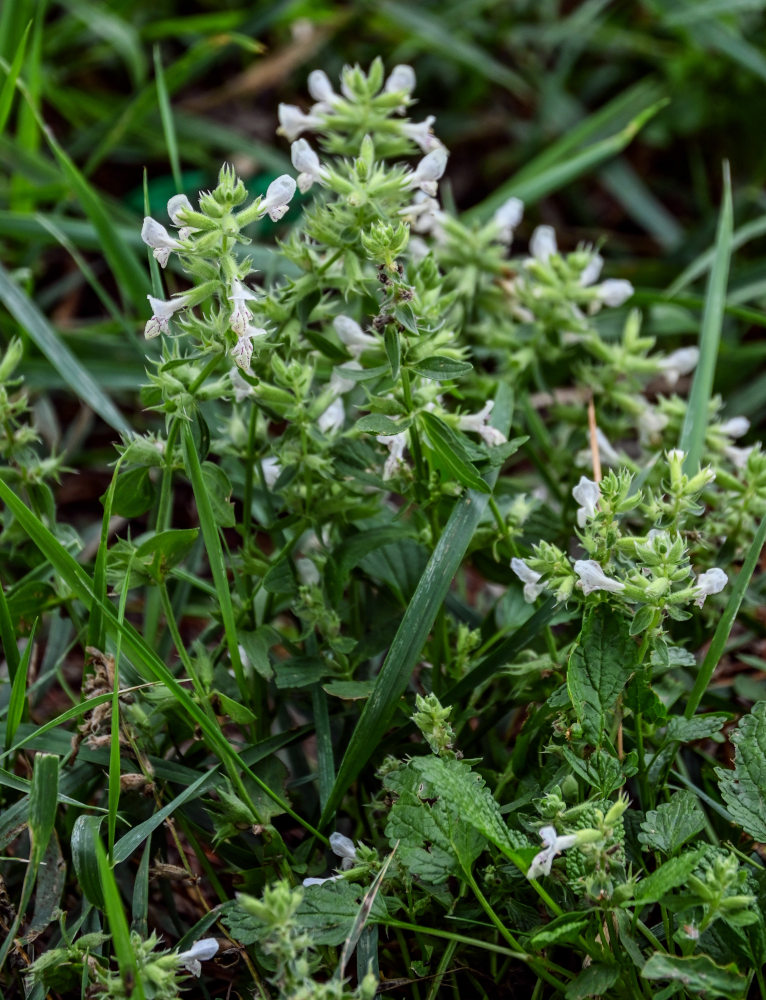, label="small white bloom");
[384,64,416,96]
[527,826,579,881]
[667,448,685,464]
[291,138,329,192]
[278,103,323,142]
[230,369,255,402]
[228,279,259,336]
[595,427,621,466]
[144,294,190,339]
[408,235,431,262]
[658,346,699,386]
[167,194,194,227]
[719,416,750,439]
[330,361,361,395]
[261,456,281,489]
[379,432,408,480]
[637,405,669,444]
[693,567,727,609]
[329,831,357,861]
[318,396,345,434]
[296,557,321,586]
[140,217,182,268]
[492,196,524,245]
[231,326,267,370]
[572,476,600,528]
[574,560,625,596]
[724,444,756,469]
[400,192,443,235]
[333,314,378,356]
[177,938,218,977]
[597,278,634,308]
[307,69,338,106]
[457,400,507,447]
[261,174,297,222]
[405,147,448,196]
[303,874,341,887]
[510,557,545,603]
[529,225,557,262]
[401,116,441,153]
[579,253,604,287]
